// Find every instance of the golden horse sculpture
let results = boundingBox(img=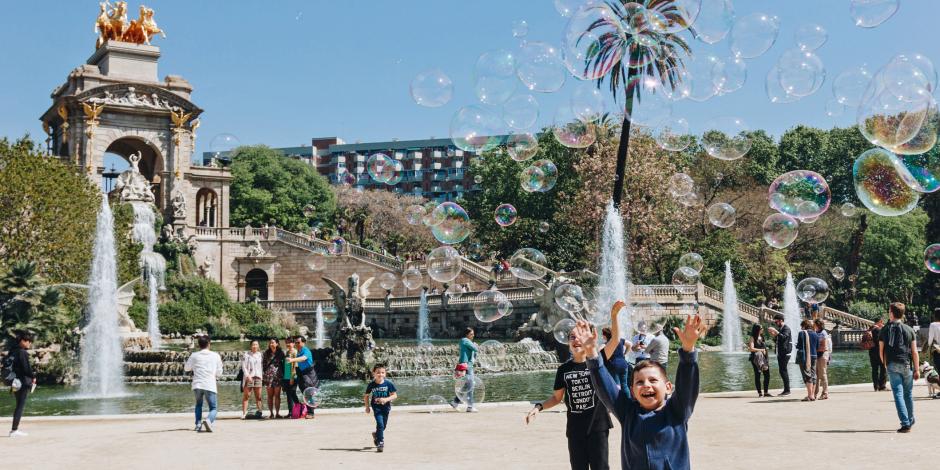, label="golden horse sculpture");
[95,1,164,48]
